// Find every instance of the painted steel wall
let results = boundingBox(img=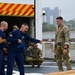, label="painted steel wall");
[0,3,34,17]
